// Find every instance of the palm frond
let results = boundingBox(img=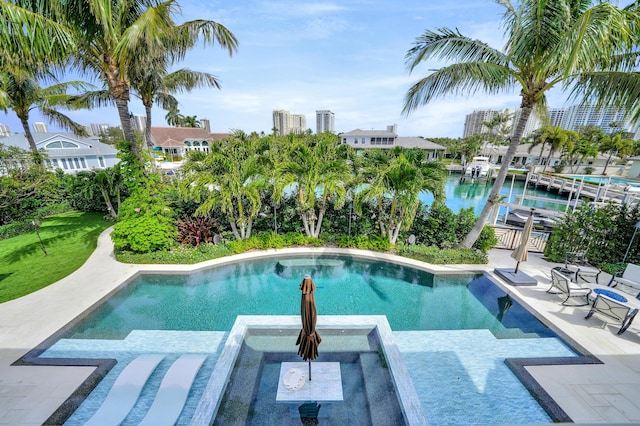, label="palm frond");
[405,28,508,72]
[403,62,513,115]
